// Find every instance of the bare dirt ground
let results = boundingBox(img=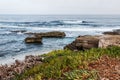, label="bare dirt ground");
[89,56,120,80]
